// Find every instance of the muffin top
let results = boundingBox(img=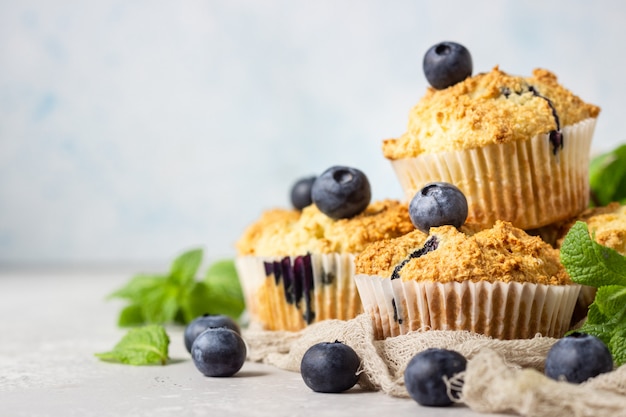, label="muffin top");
[355,220,572,285]
[556,202,626,255]
[383,66,600,160]
[236,199,415,256]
